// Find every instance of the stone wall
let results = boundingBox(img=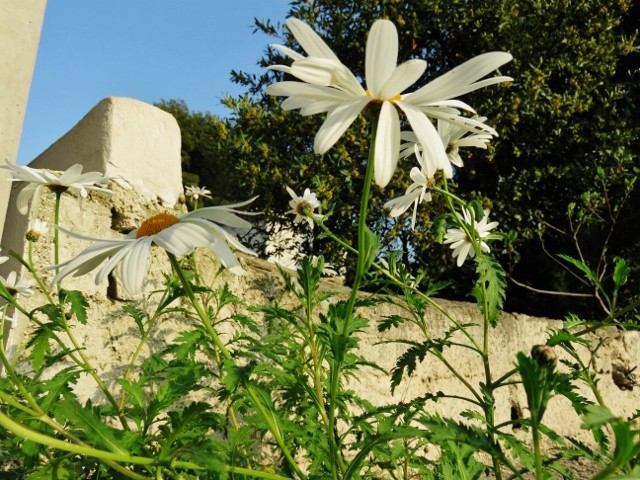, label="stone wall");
[2,97,639,454]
